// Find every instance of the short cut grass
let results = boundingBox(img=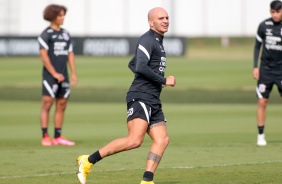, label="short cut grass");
[43,4,67,22]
